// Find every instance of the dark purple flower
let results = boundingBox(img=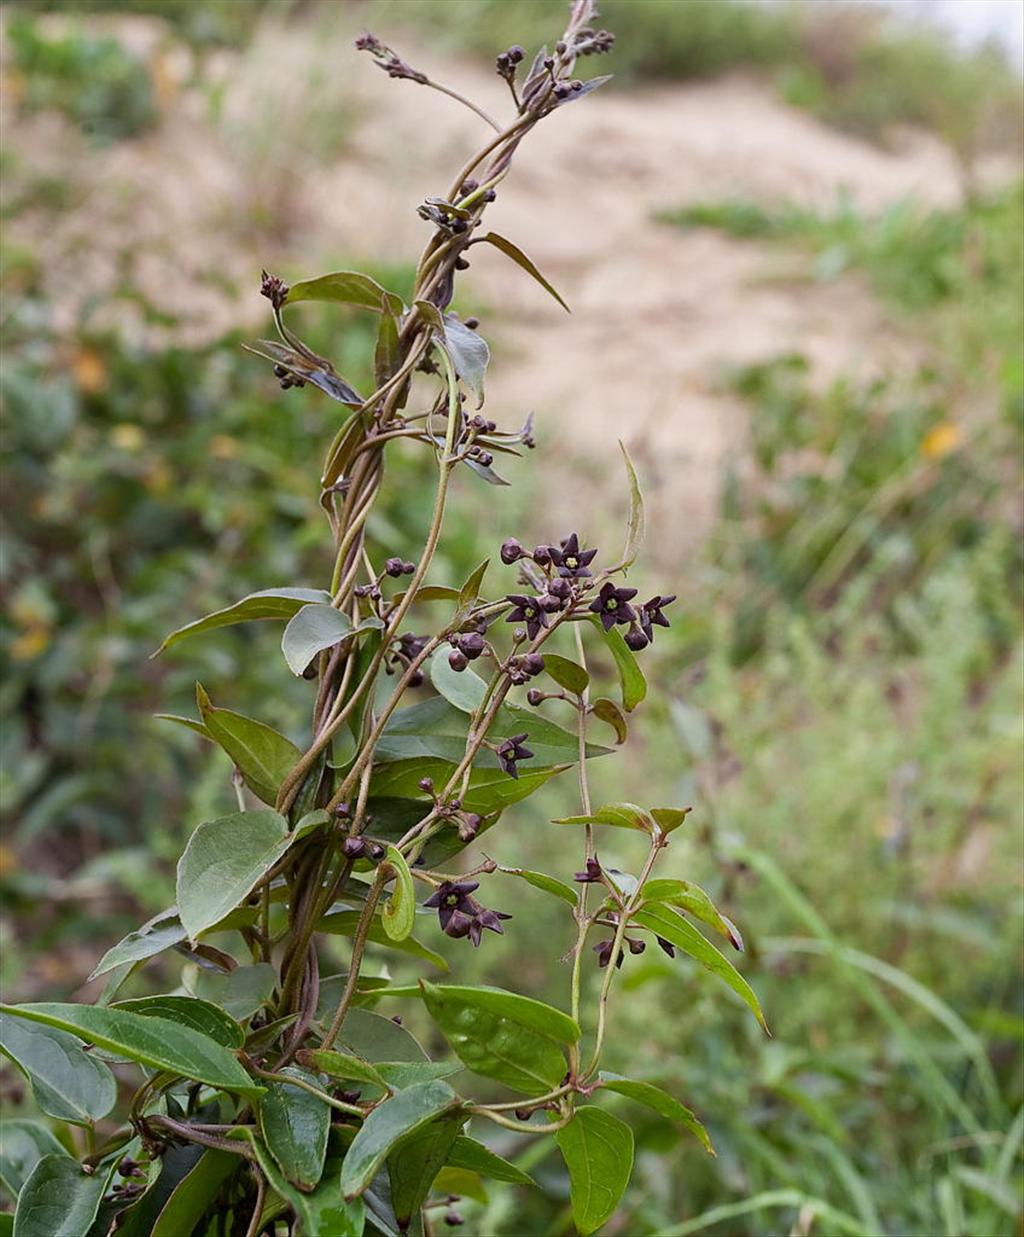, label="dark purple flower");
[424,880,510,946]
[594,939,625,969]
[656,935,676,958]
[505,594,547,640]
[588,582,638,632]
[496,732,534,778]
[638,594,676,643]
[552,533,598,579]
[574,857,603,883]
[260,269,289,310]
